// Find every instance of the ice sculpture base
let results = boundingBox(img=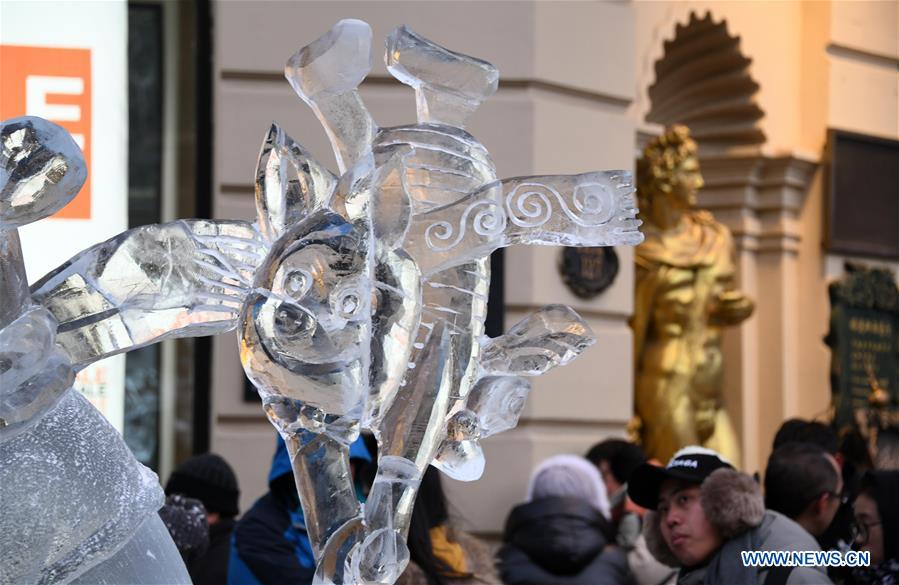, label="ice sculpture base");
[70,515,191,585]
[0,390,165,584]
